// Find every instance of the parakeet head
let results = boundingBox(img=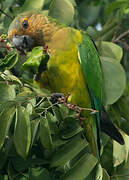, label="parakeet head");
[8,11,58,51]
